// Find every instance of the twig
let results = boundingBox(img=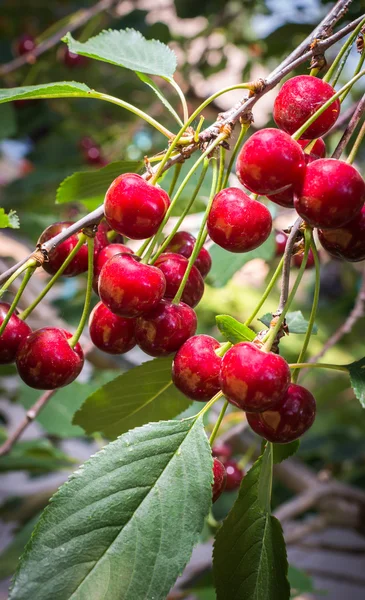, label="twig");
[323,101,357,137]
[332,93,365,159]
[278,217,303,313]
